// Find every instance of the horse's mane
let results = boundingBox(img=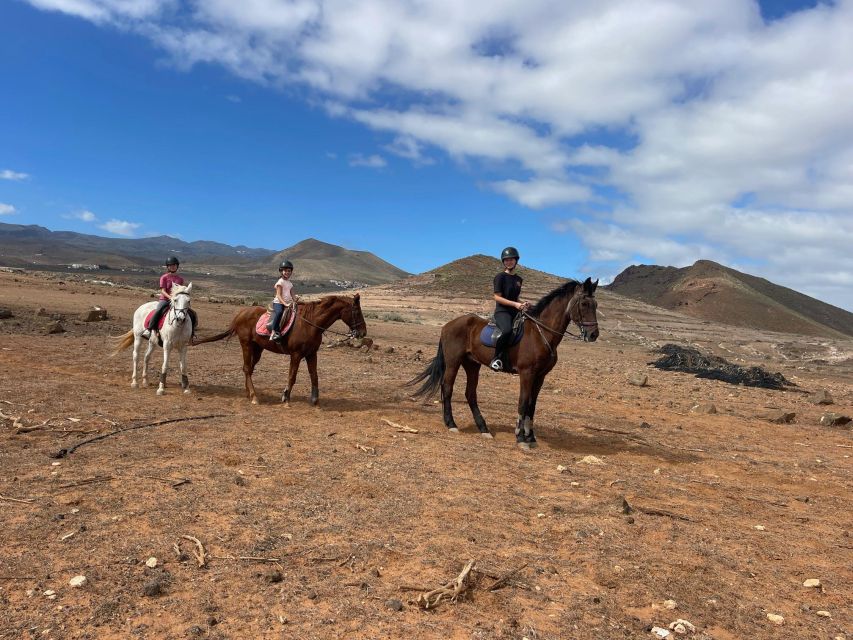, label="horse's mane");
[528,280,580,317]
[172,284,190,296]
